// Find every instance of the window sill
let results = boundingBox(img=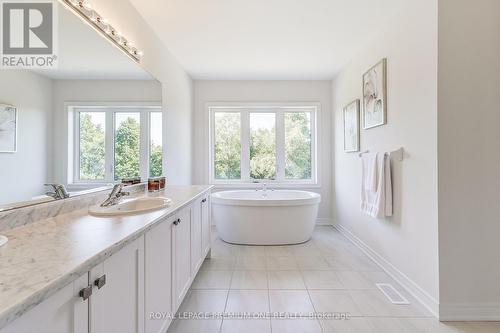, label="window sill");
[67,182,112,190]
